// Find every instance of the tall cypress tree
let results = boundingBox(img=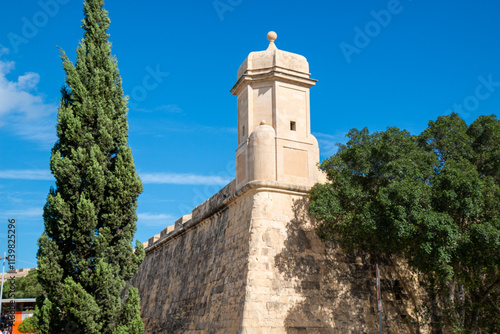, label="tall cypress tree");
[35,0,145,333]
